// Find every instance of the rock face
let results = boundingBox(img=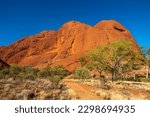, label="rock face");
[0,20,139,71]
[0,59,10,69]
